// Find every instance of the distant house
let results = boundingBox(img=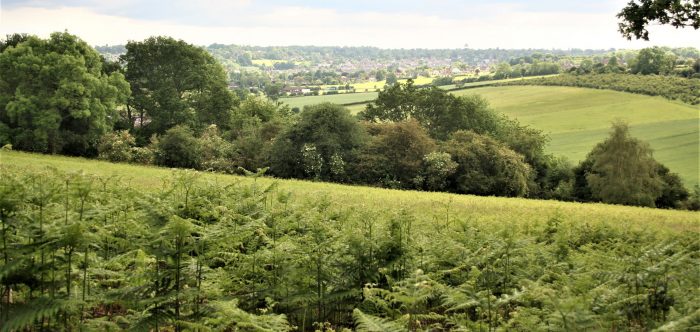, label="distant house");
[282,87,304,95]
